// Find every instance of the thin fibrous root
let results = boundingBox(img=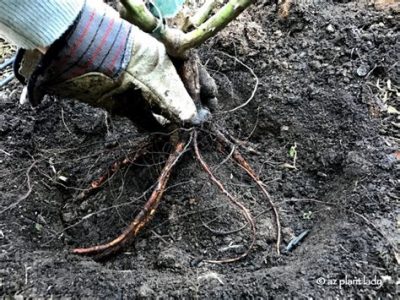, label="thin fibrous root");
[76,137,154,201]
[215,128,282,255]
[72,135,190,259]
[193,130,256,263]
[202,219,247,236]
